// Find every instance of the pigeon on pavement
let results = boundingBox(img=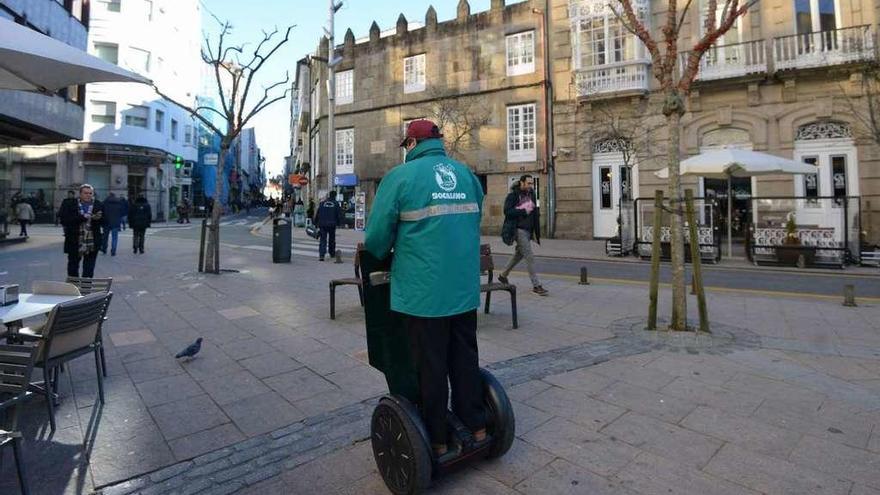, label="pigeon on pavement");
[176,338,203,359]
